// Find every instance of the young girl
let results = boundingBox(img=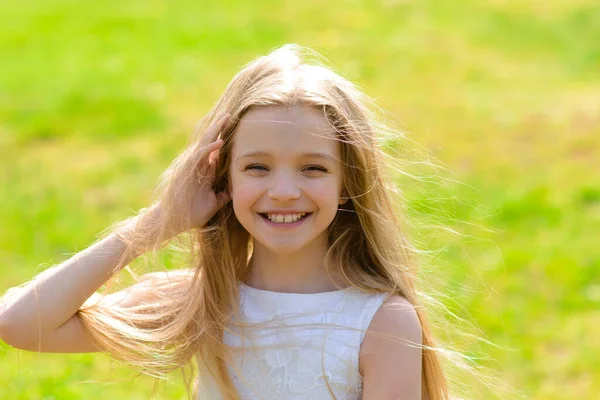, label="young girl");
[0,44,448,399]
